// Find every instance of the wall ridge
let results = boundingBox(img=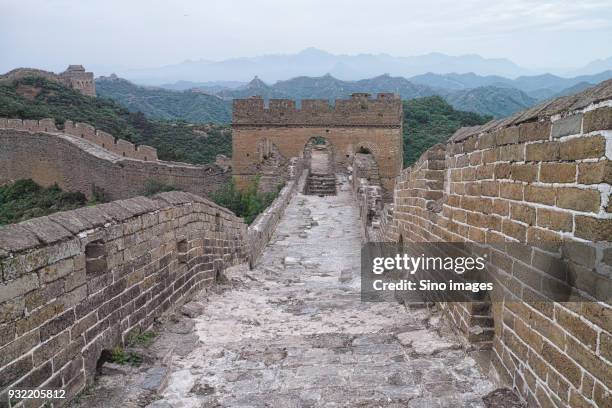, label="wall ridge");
[0,118,158,162]
[369,81,612,407]
[0,129,230,200]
